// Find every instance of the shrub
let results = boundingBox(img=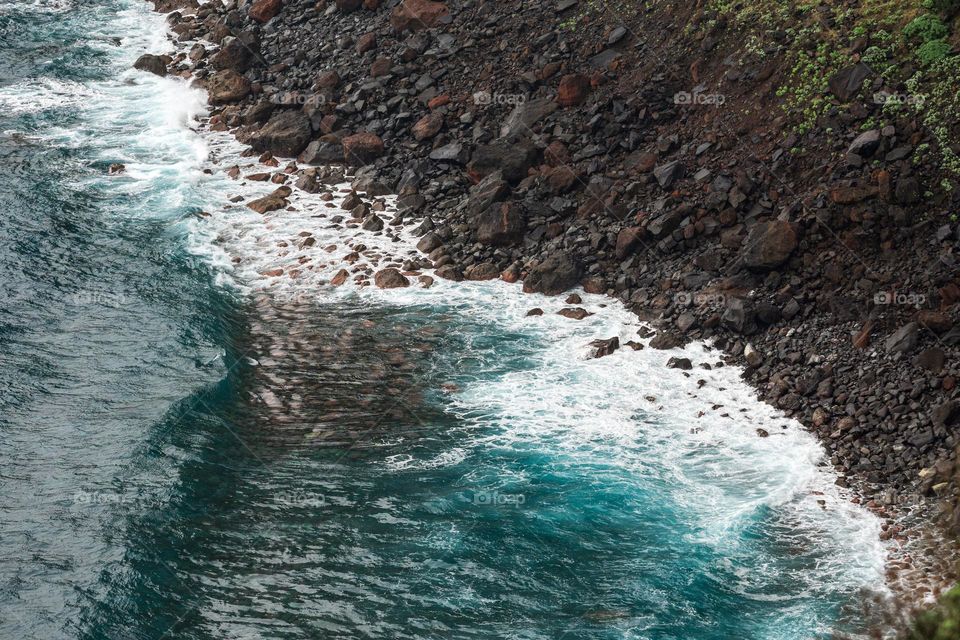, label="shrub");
[905,585,960,639]
[904,14,950,42]
[917,39,953,65]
